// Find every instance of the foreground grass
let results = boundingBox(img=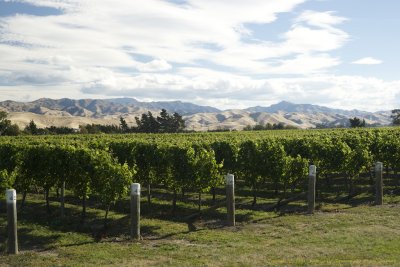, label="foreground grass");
[0,189,399,266]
